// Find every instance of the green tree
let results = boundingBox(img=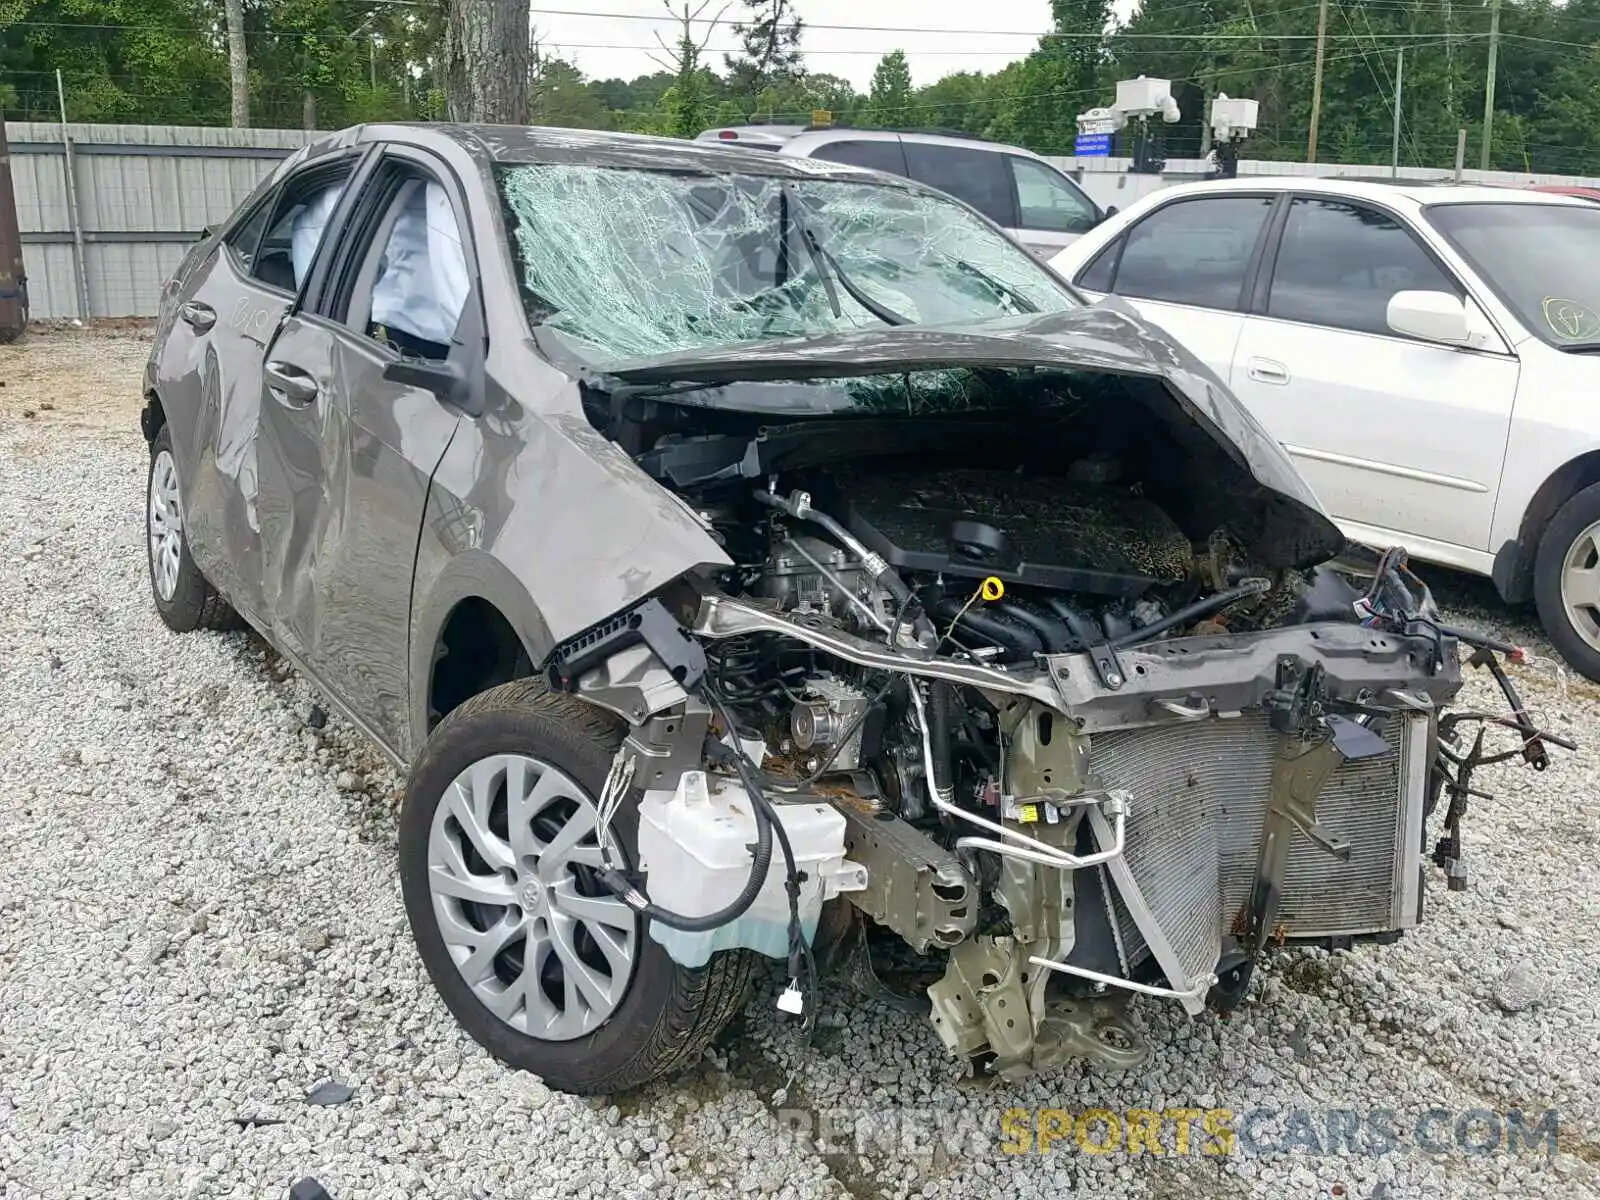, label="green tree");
[530,54,612,129]
[723,0,803,102]
[867,49,913,127]
[910,70,996,135]
[1,0,231,124]
[989,0,1111,156]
